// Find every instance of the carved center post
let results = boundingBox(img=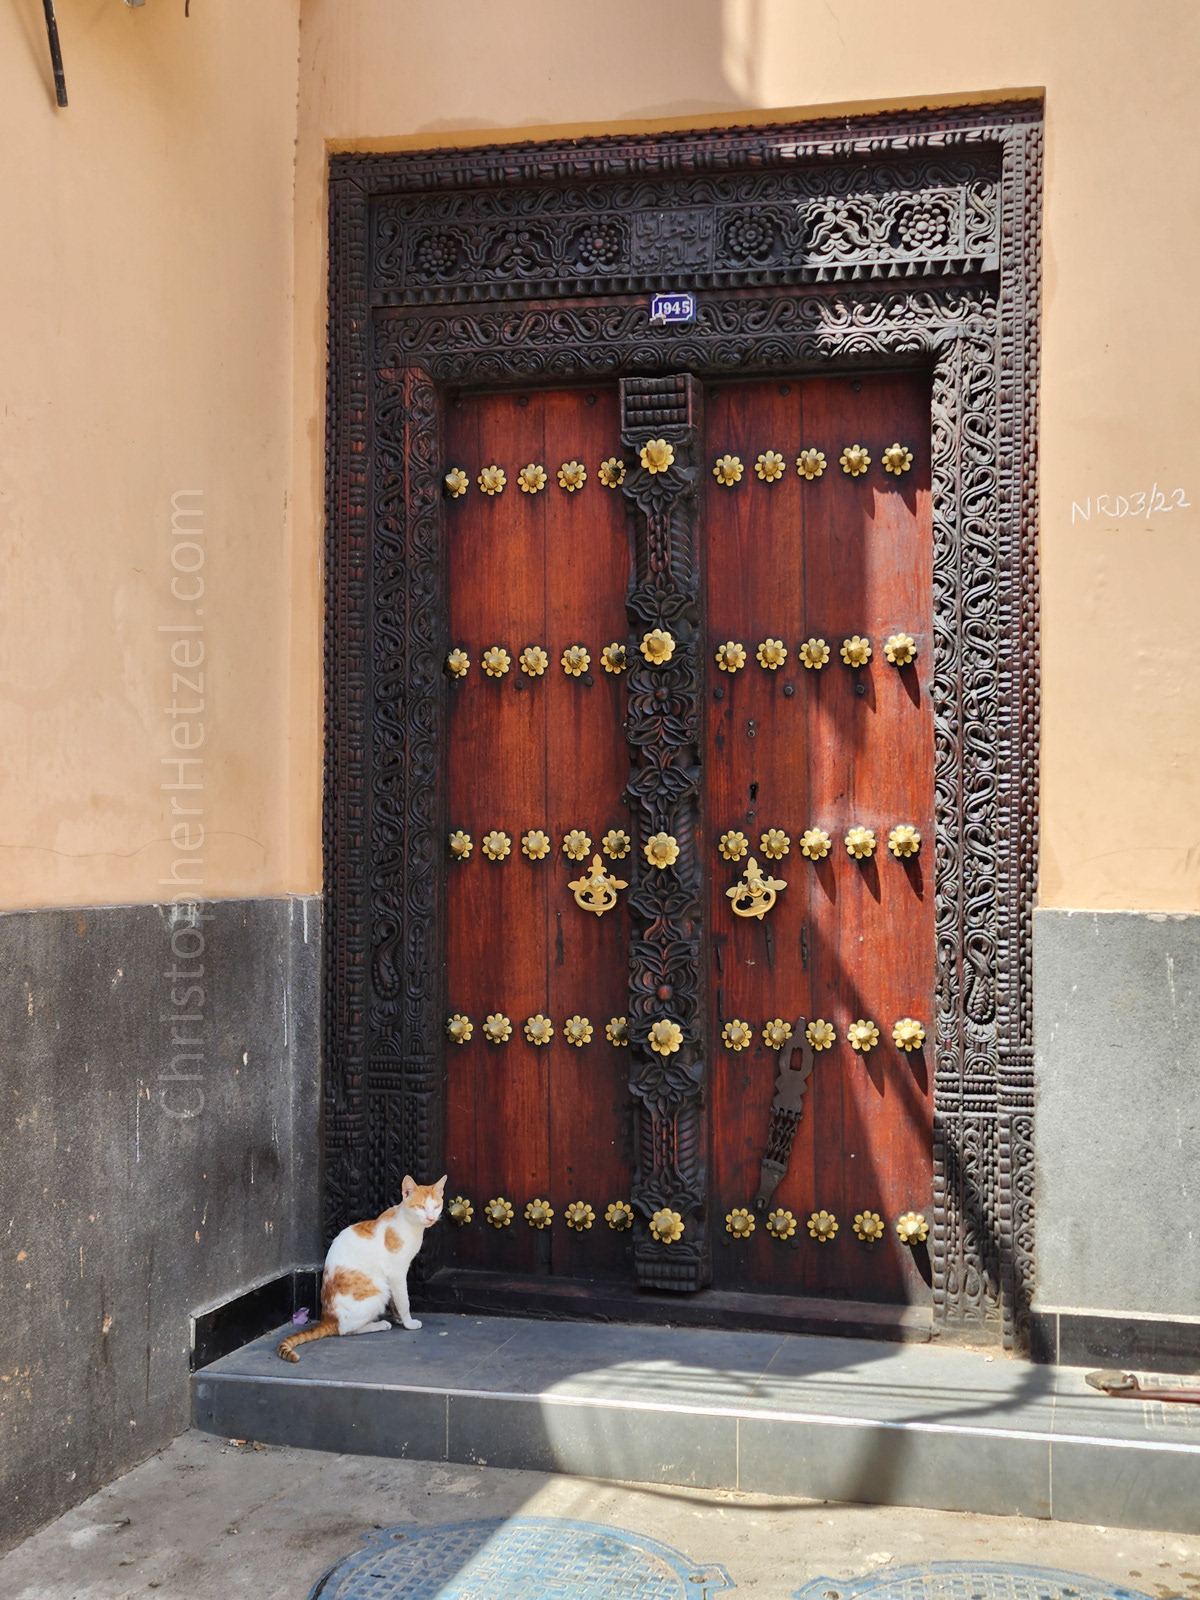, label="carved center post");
[618,374,709,1292]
